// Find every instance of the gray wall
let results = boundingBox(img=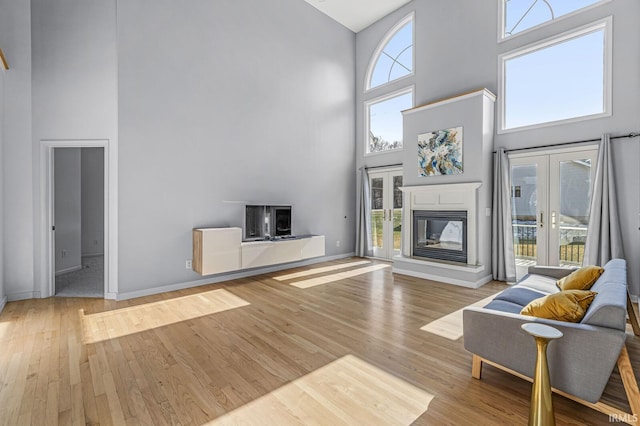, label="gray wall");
[31,0,117,140]
[116,0,355,293]
[0,0,34,301]
[356,0,640,295]
[81,148,104,256]
[54,148,82,273]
